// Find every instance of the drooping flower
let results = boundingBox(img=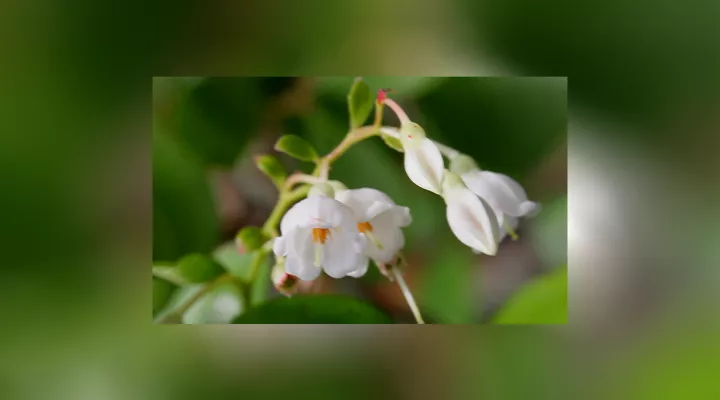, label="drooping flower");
[398,122,445,195]
[273,185,367,280]
[335,188,411,268]
[442,170,501,255]
[270,262,298,297]
[450,155,539,239]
